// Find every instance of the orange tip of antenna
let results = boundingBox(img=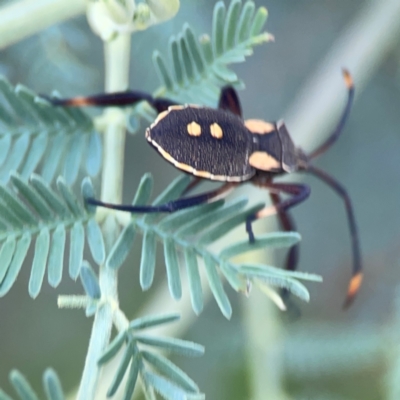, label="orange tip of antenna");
[342,68,354,89]
[342,271,363,309]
